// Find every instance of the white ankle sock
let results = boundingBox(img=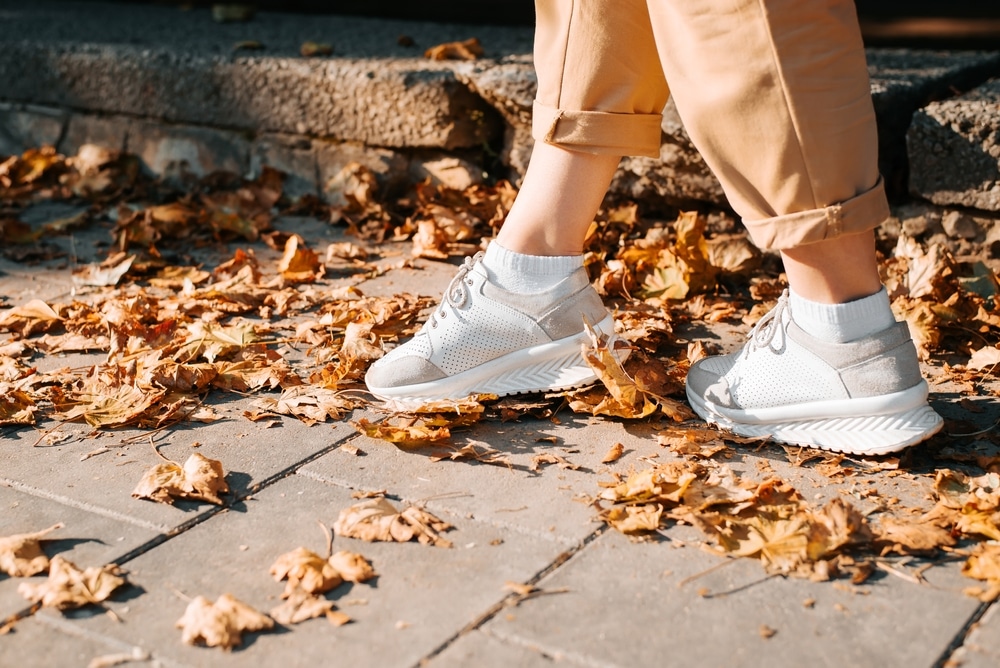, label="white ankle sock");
[482,242,583,294]
[789,287,895,344]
